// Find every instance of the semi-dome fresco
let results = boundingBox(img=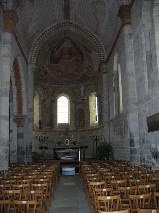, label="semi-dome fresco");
[35,37,100,84]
